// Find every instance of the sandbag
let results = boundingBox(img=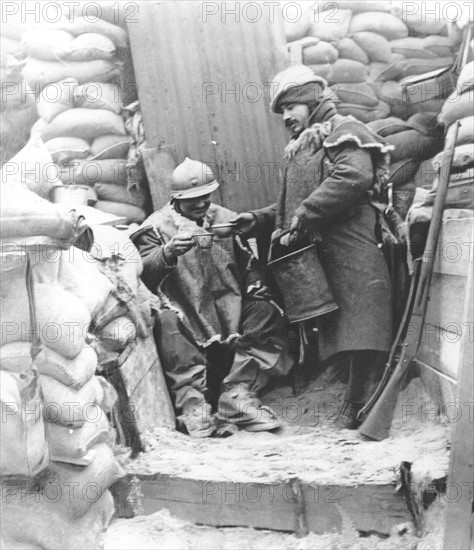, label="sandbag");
[351,32,392,63]
[45,413,112,459]
[35,345,98,389]
[389,158,420,188]
[35,283,91,359]
[422,35,458,57]
[367,116,413,137]
[407,112,441,135]
[97,316,137,352]
[393,181,416,219]
[37,78,77,122]
[368,54,406,82]
[390,37,436,58]
[303,41,338,65]
[90,134,131,160]
[92,294,129,331]
[0,342,33,373]
[60,158,128,186]
[45,137,90,163]
[41,374,103,427]
[391,2,447,36]
[336,37,369,65]
[23,57,121,90]
[74,82,122,114]
[373,80,413,119]
[307,9,352,41]
[21,28,74,60]
[42,108,125,141]
[434,144,474,170]
[1,132,60,199]
[0,100,38,162]
[327,58,369,83]
[58,247,114,317]
[0,369,49,477]
[95,181,147,209]
[283,7,310,42]
[400,56,454,79]
[424,168,474,210]
[58,33,116,62]
[1,485,114,550]
[95,200,146,224]
[333,82,379,107]
[337,100,390,123]
[0,83,35,110]
[305,63,332,81]
[385,129,444,163]
[49,16,129,50]
[438,90,474,127]
[349,12,408,40]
